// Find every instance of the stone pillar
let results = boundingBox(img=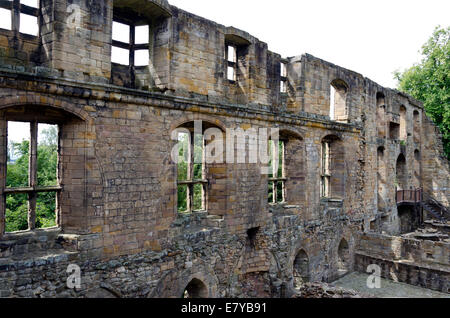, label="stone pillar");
[41,0,112,81]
